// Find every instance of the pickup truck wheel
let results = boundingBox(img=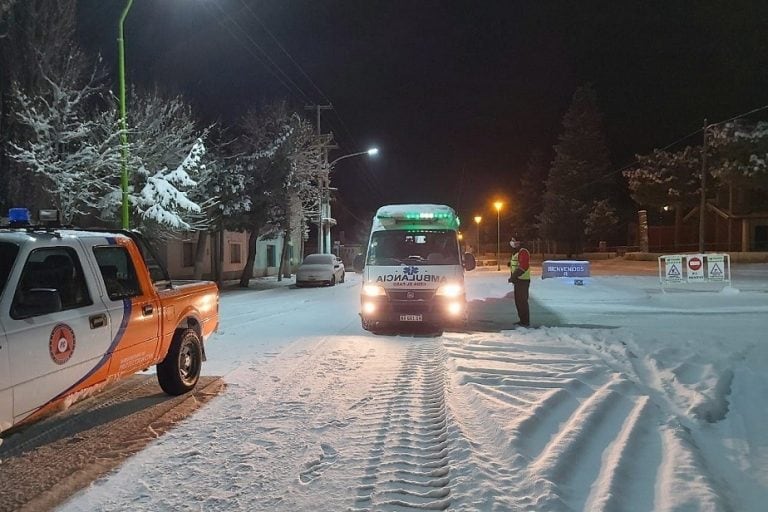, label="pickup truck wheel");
[157,328,202,395]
